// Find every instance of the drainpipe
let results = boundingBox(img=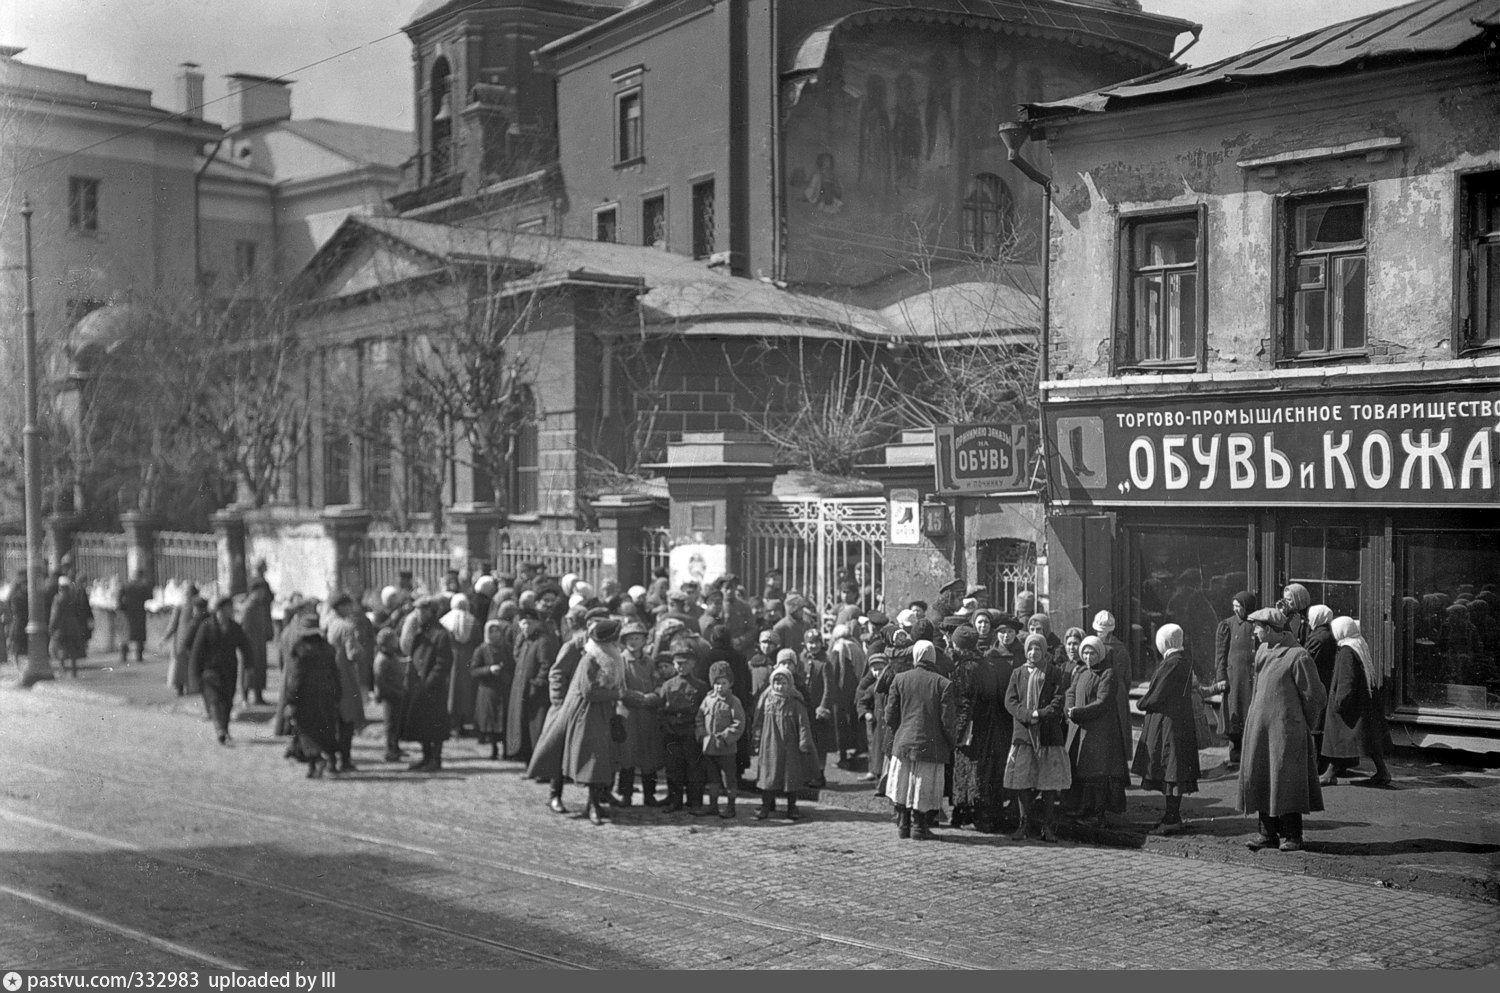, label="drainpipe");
[998,121,1053,386]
